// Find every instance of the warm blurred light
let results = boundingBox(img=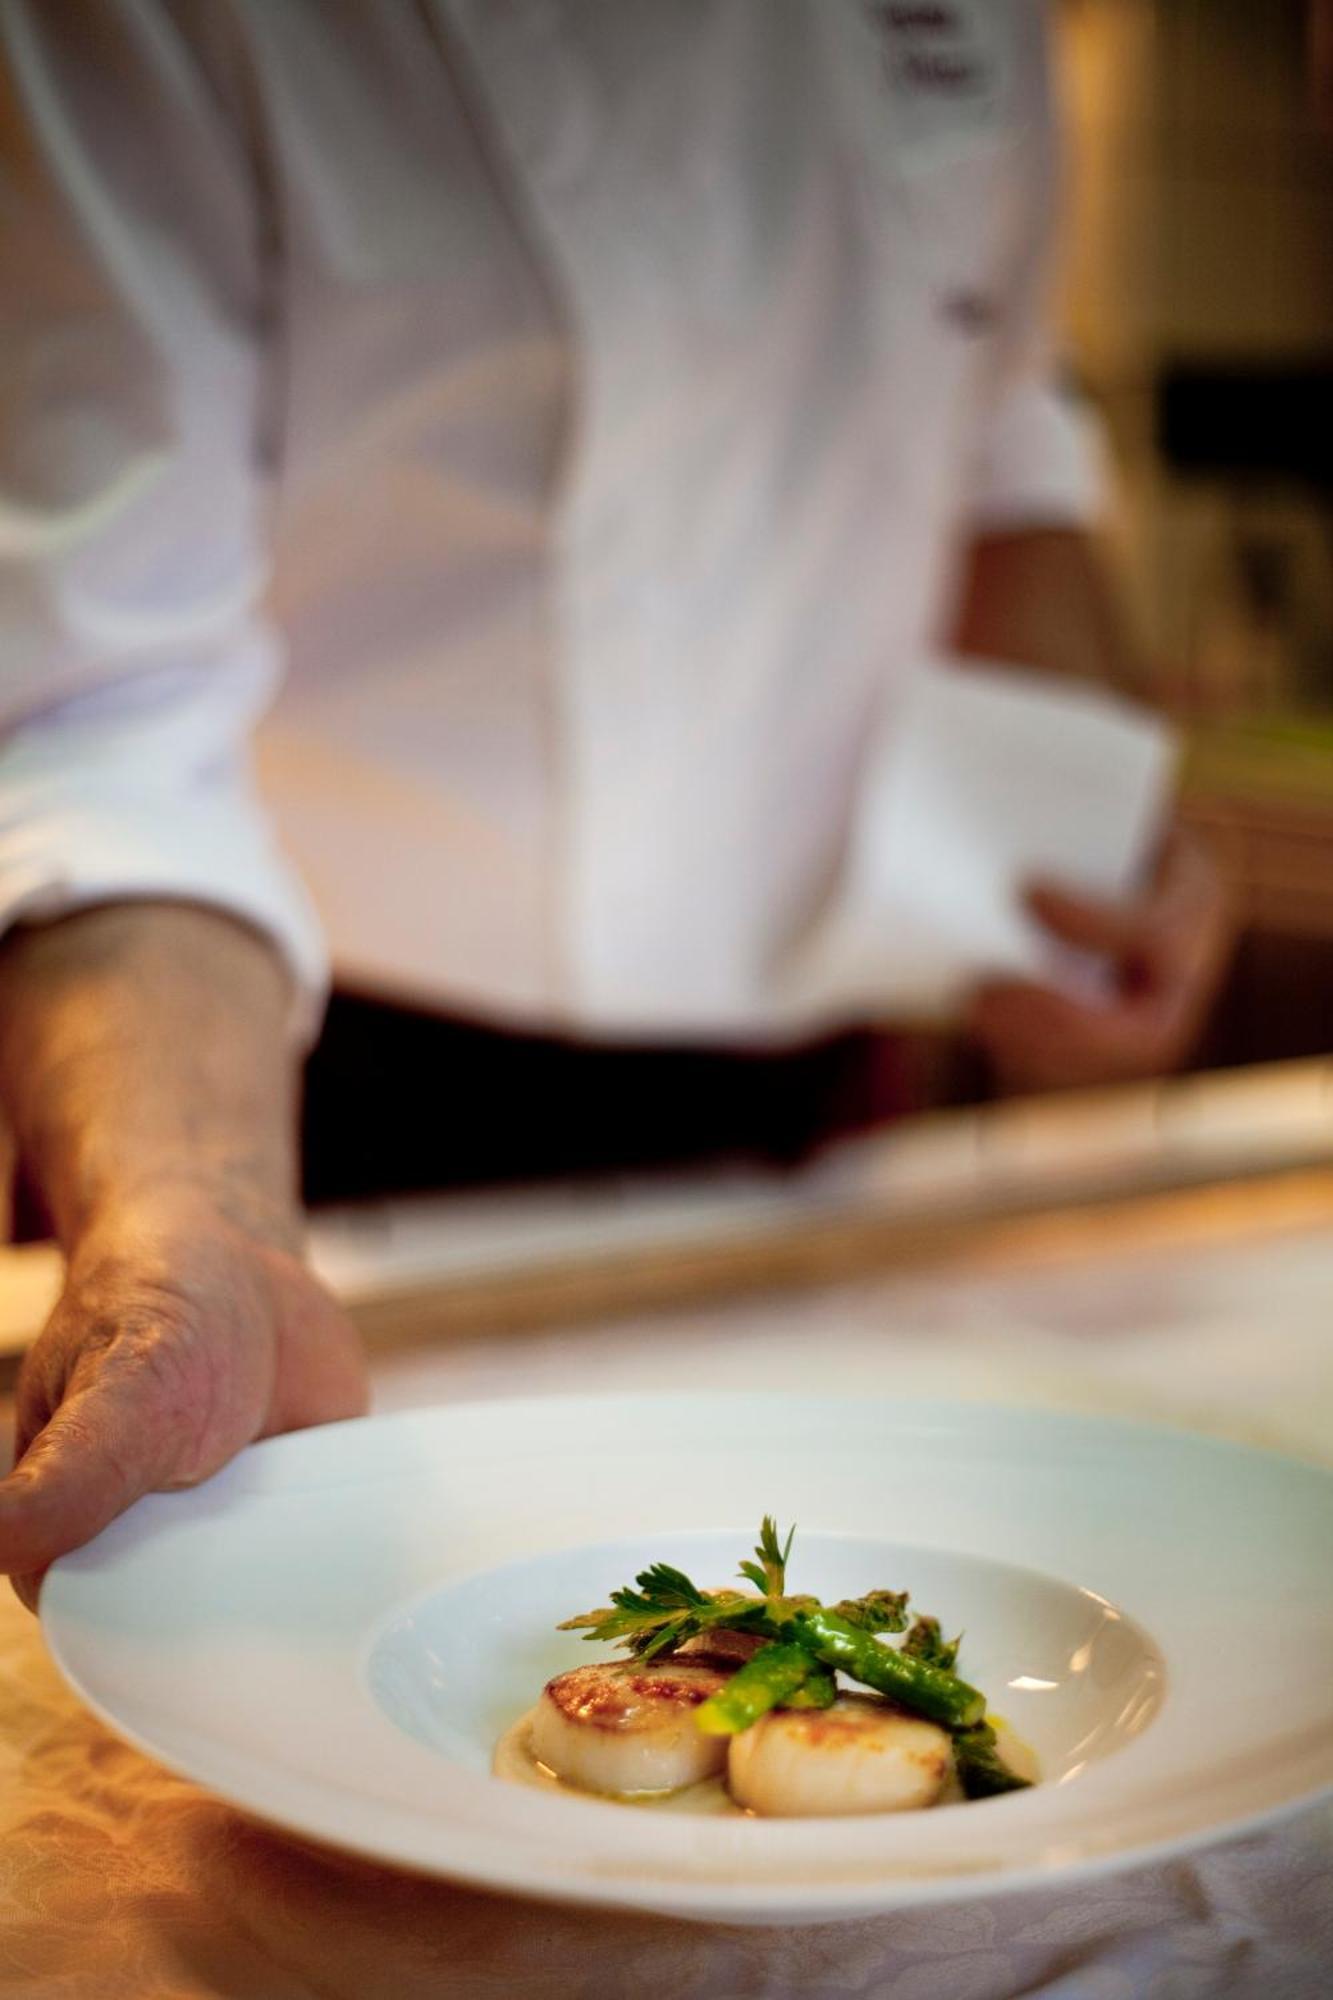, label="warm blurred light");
[1313,0,1333,135]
